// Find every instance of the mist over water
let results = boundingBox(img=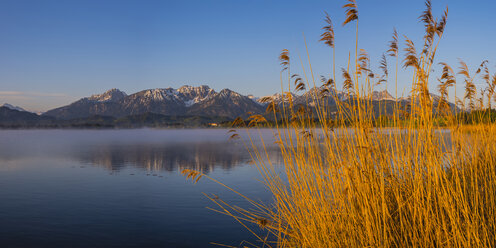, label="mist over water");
[0,129,280,248]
